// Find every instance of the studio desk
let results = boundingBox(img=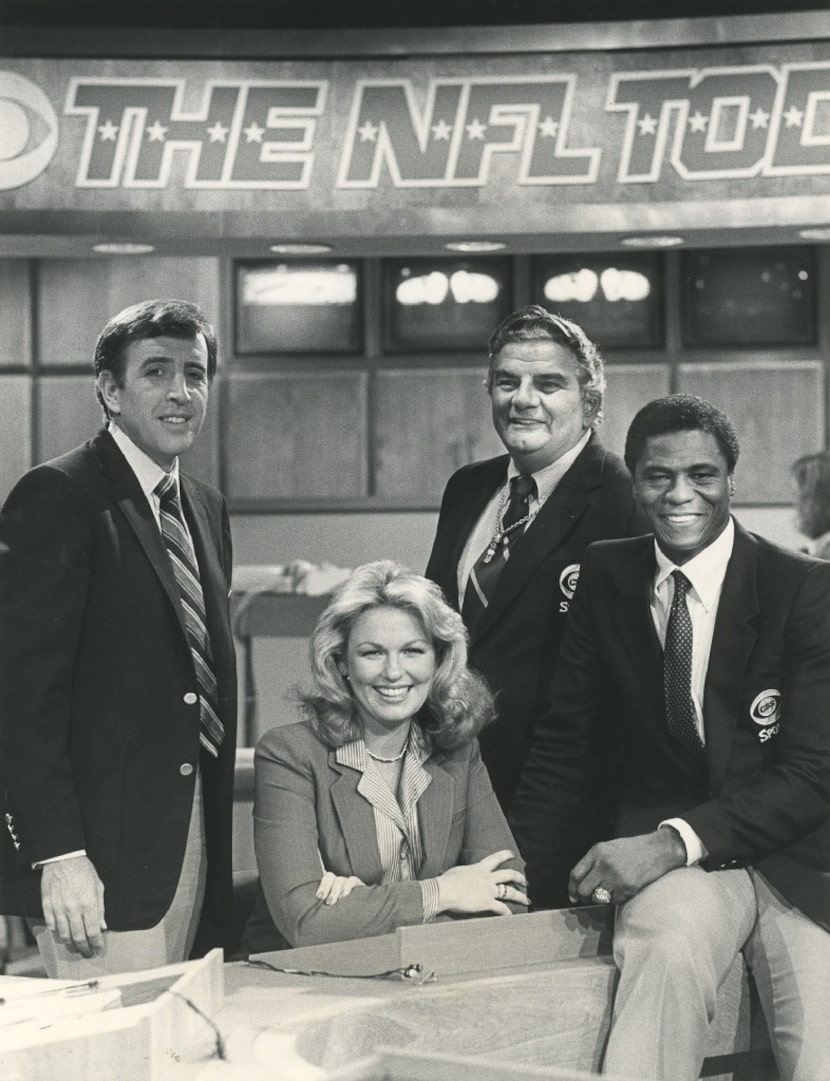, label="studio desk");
[195,907,773,1081]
